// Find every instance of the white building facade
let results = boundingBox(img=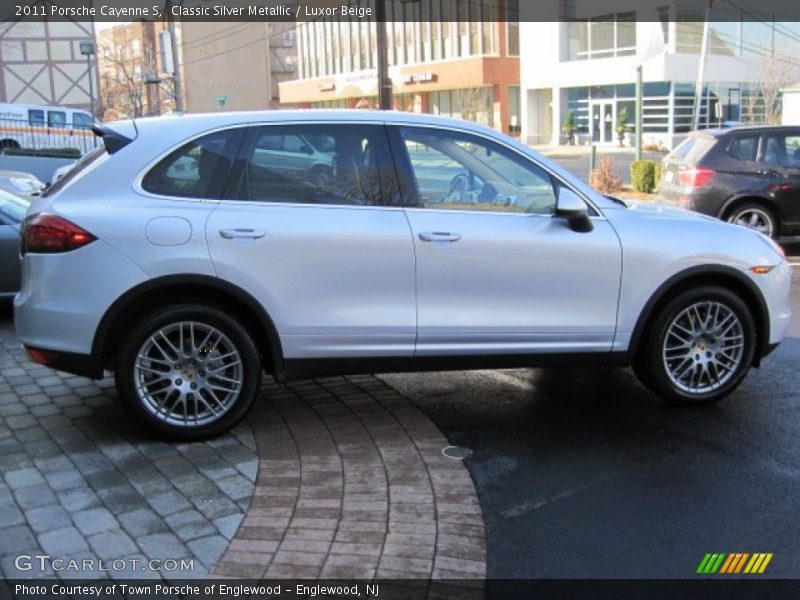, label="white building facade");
[520,2,800,149]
